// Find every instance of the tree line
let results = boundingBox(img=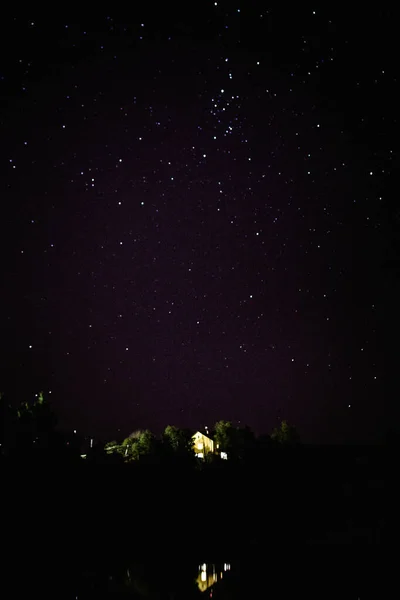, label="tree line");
[0,391,300,463]
[102,419,300,465]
